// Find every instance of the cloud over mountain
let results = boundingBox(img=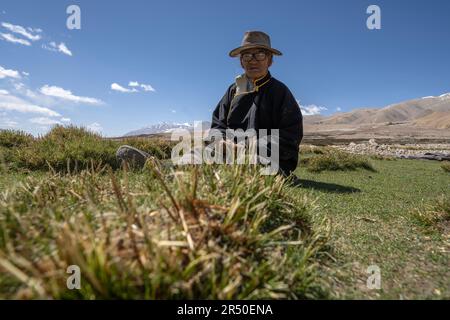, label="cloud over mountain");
[40,85,103,105]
